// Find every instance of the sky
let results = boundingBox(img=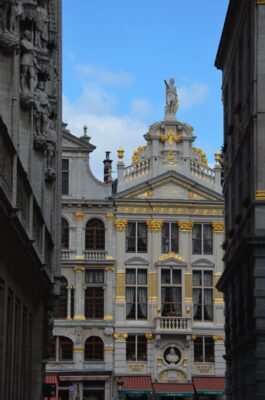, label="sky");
[63,0,229,180]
